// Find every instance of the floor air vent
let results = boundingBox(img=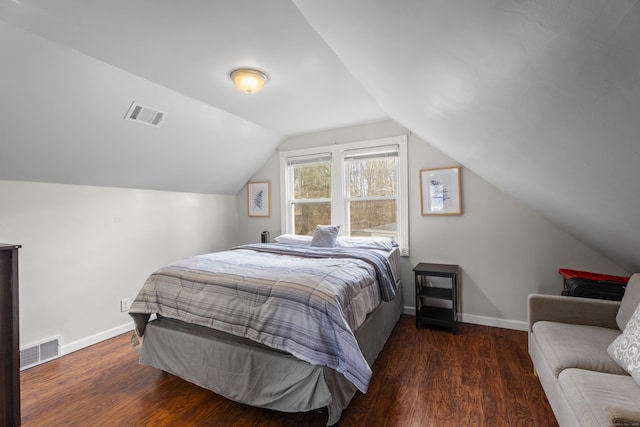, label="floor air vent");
[20,336,61,370]
[124,101,166,127]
